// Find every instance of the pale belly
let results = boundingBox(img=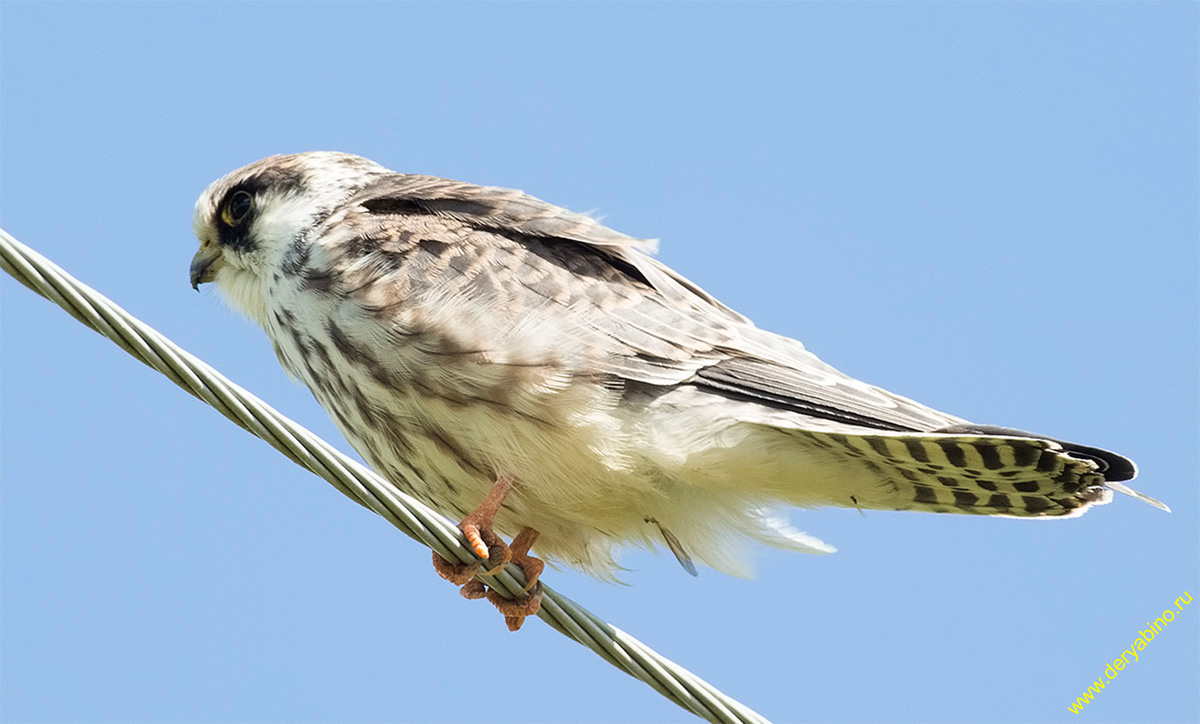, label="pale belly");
[267,311,676,574]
